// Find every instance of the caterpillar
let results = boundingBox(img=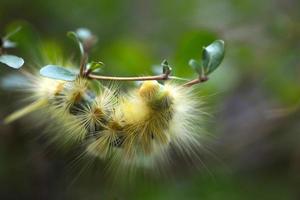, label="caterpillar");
[4,75,204,168]
[1,27,225,174]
